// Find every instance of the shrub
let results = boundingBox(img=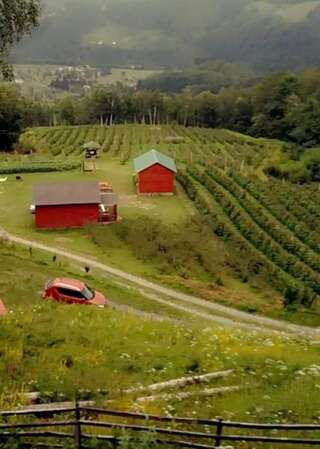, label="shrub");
[164,136,185,144]
[0,160,81,174]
